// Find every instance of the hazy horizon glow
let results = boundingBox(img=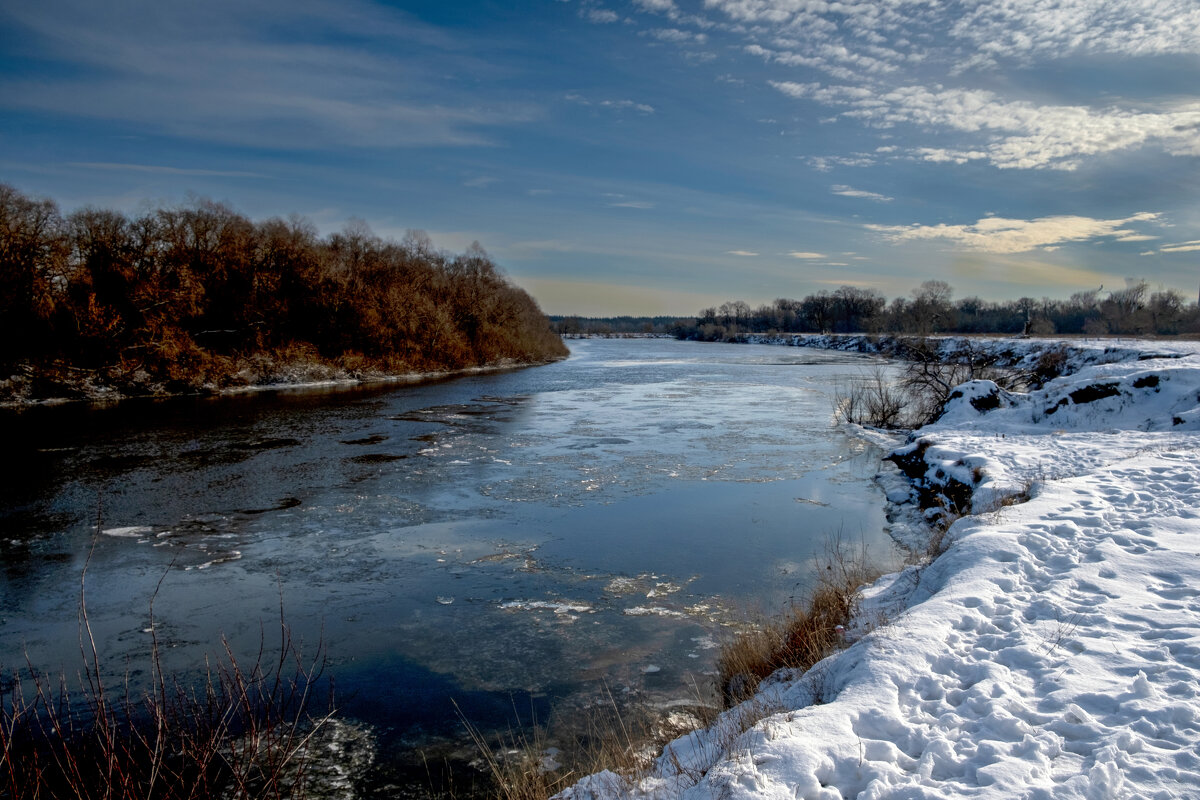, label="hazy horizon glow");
[2,0,1197,316]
